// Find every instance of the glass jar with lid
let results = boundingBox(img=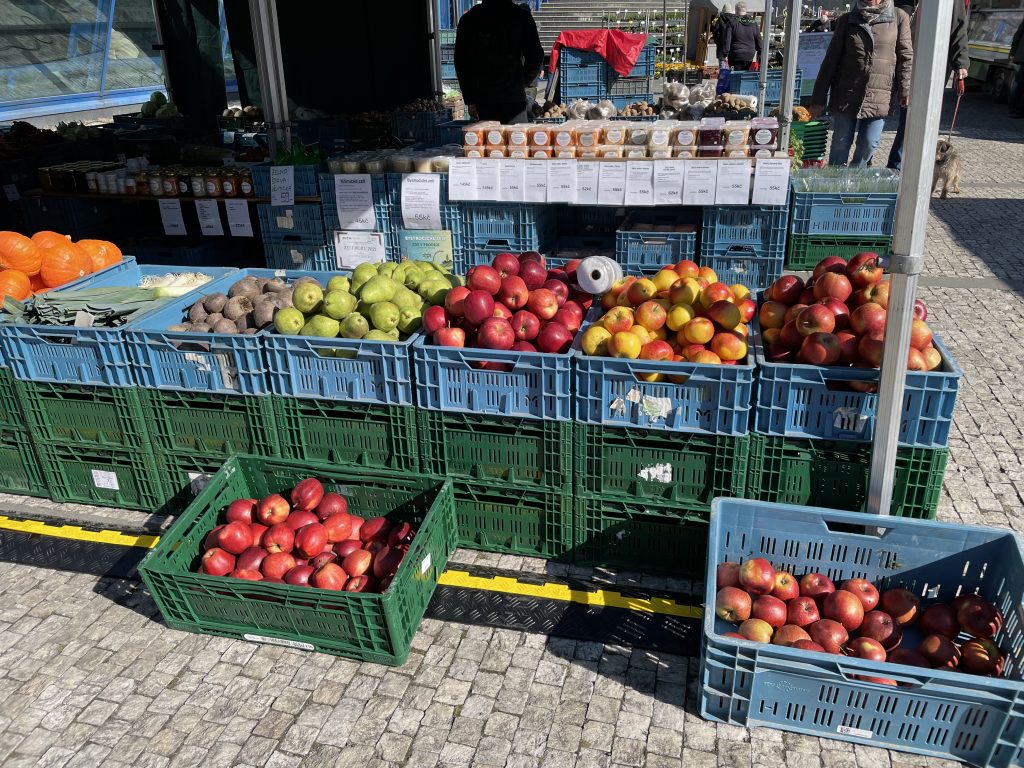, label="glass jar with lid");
[148,172,164,196]
[239,168,254,197]
[205,169,223,197]
[190,169,207,197]
[136,172,150,196]
[221,169,238,197]
[162,170,179,197]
